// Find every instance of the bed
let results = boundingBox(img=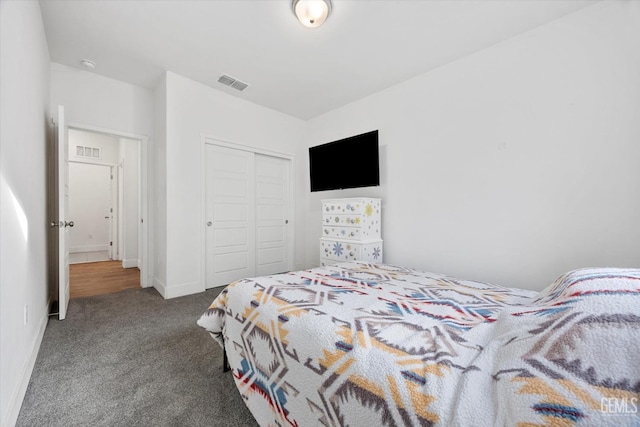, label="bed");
[197,261,640,426]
